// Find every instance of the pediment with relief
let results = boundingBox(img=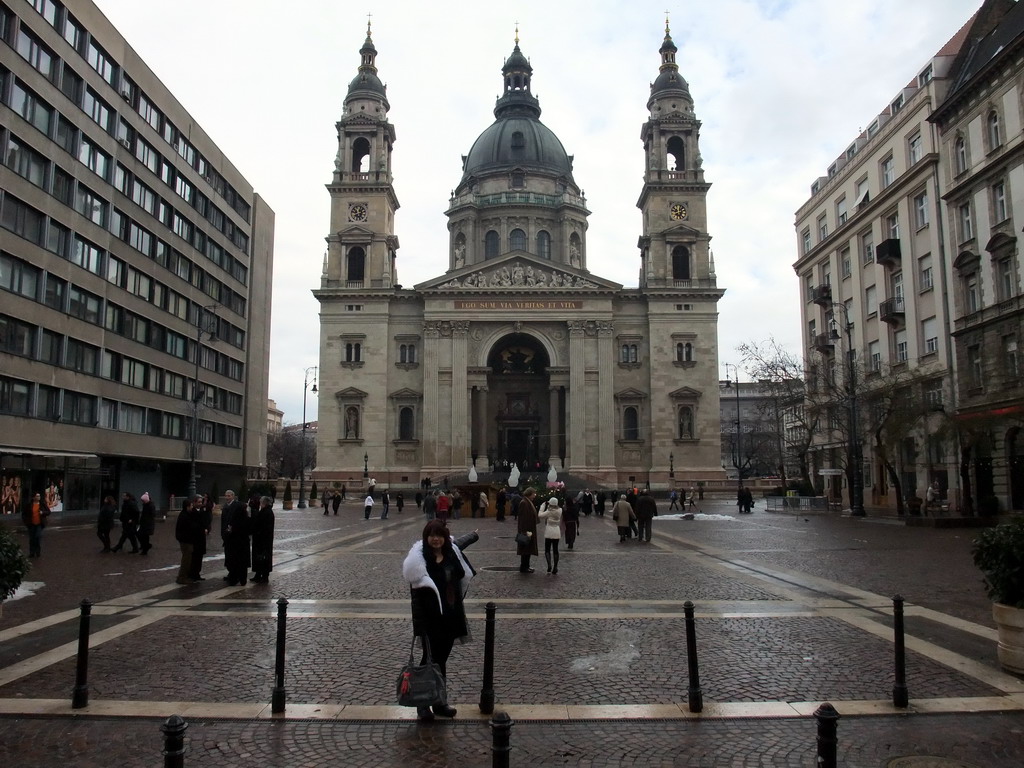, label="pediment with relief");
[415,252,621,292]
